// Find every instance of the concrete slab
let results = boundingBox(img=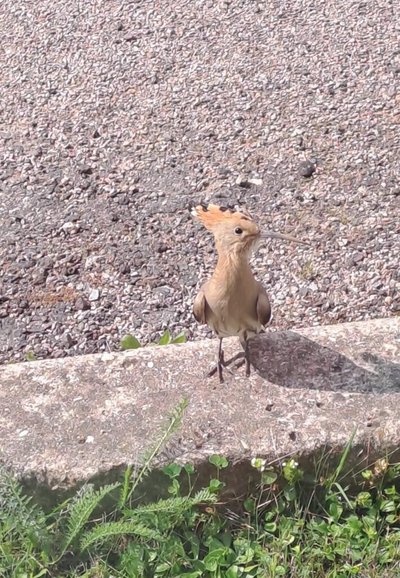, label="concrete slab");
[0,318,399,498]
